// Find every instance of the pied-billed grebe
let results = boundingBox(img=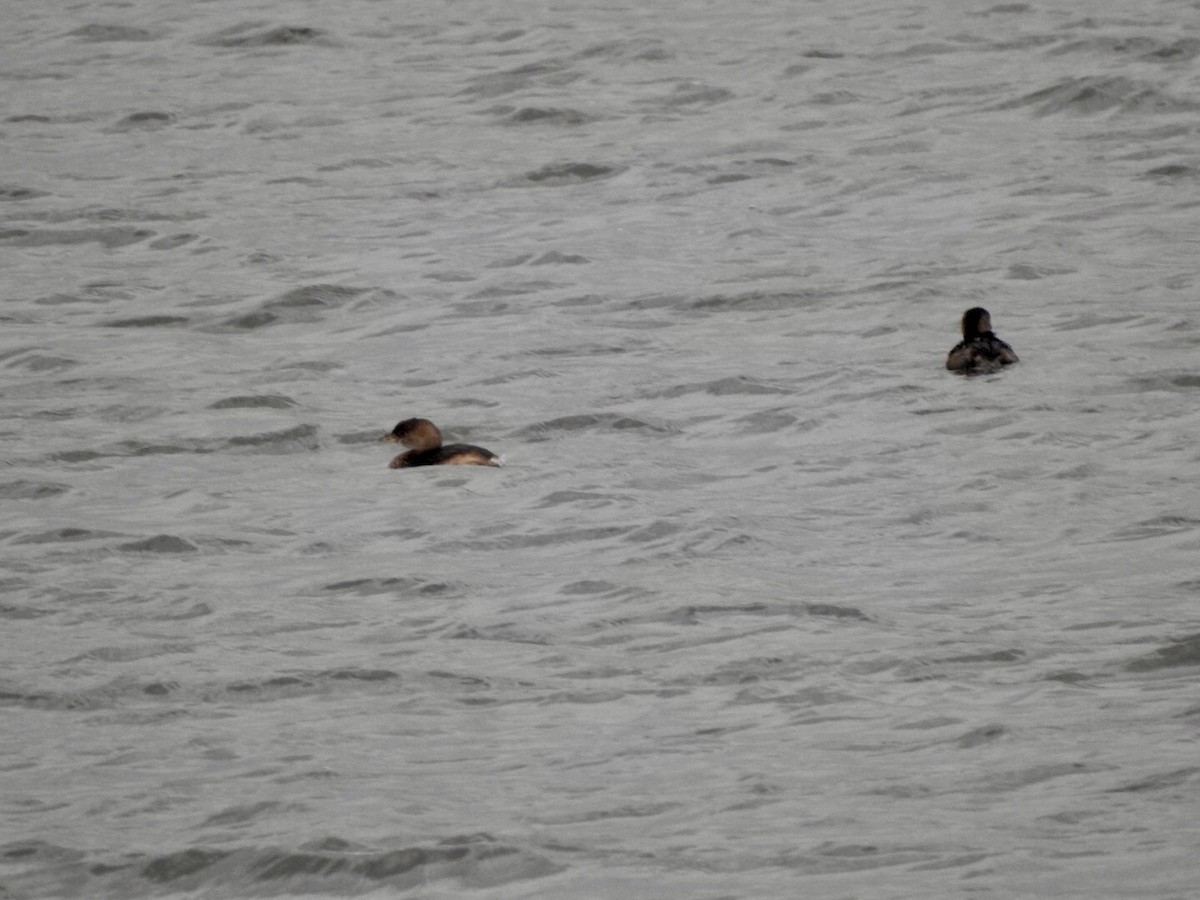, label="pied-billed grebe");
[381,418,500,468]
[946,307,1019,374]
